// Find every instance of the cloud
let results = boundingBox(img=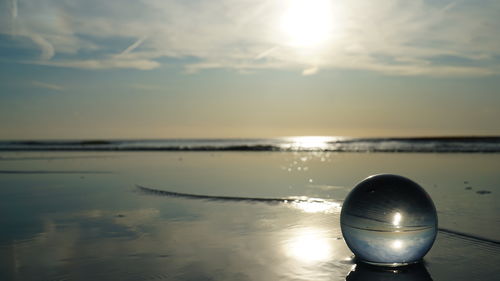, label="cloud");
[31,80,64,91]
[32,58,160,70]
[302,66,319,76]
[10,0,17,19]
[118,36,148,56]
[1,0,499,76]
[29,34,55,60]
